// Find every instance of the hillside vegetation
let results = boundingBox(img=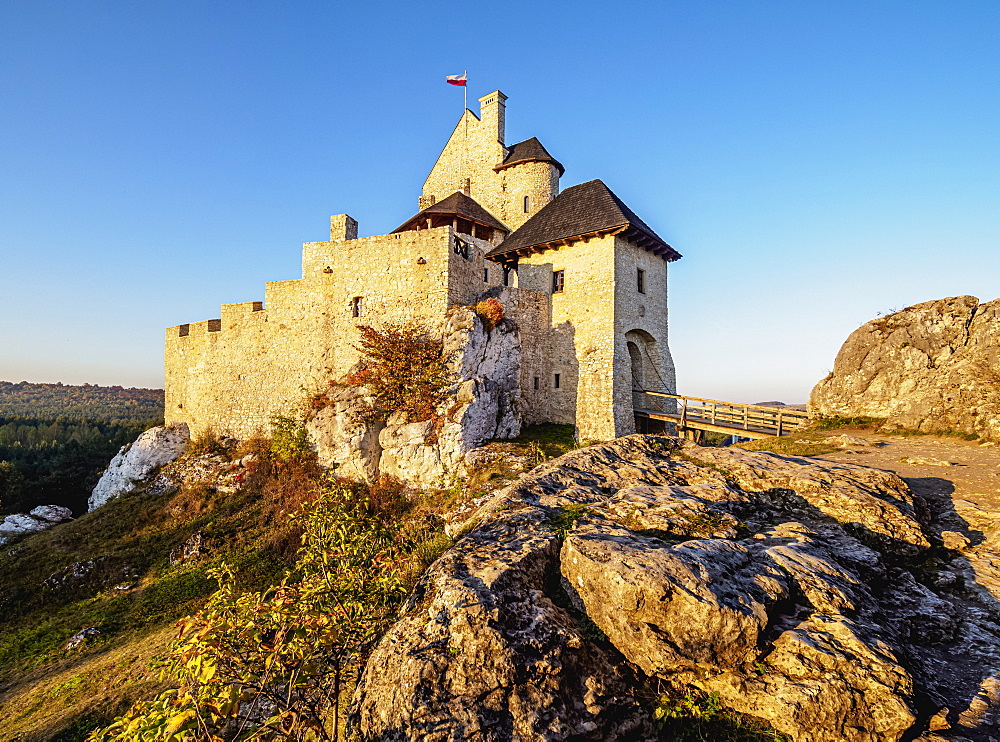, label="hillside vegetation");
[0,435,341,740]
[0,423,578,741]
